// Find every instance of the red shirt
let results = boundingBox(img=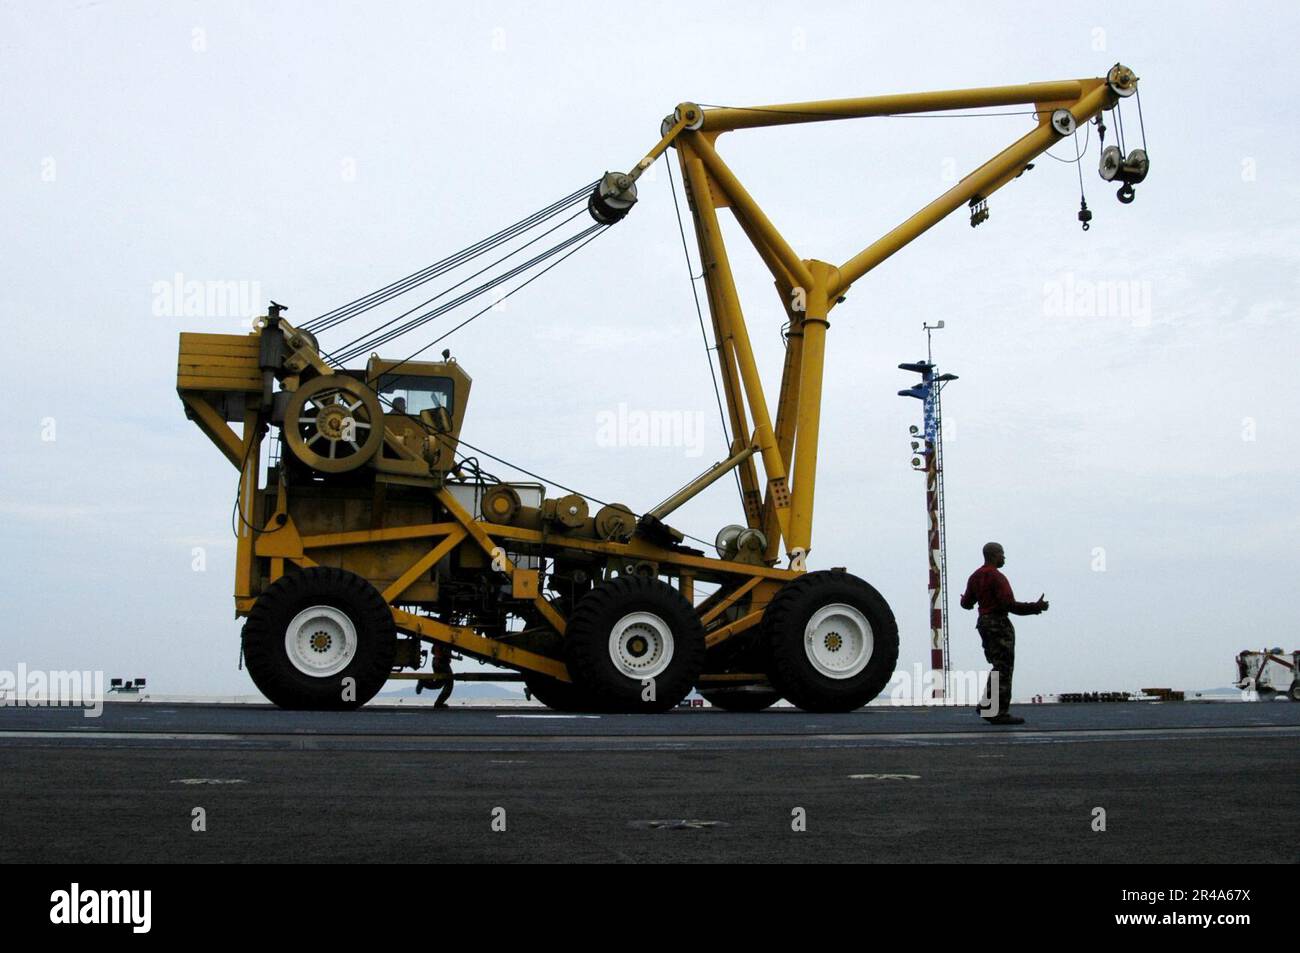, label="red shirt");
[960,565,1040,616]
